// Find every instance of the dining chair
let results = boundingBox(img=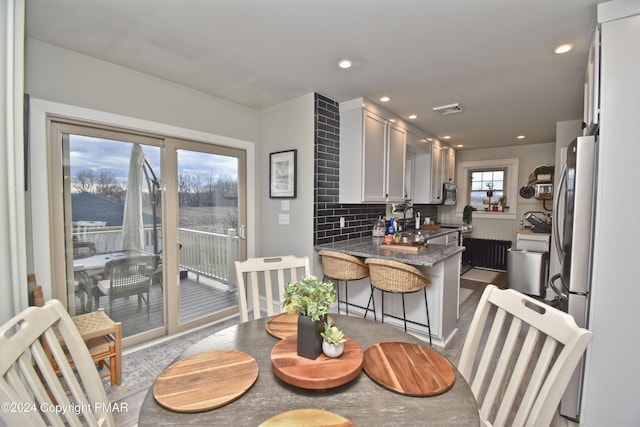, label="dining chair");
[318,250,370,315]
[31,283,123,386]
[95,254,158,319]
[234,255,311,322]
[0,299,115,427]
[364,257,432,345]
[458,284,592,427]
